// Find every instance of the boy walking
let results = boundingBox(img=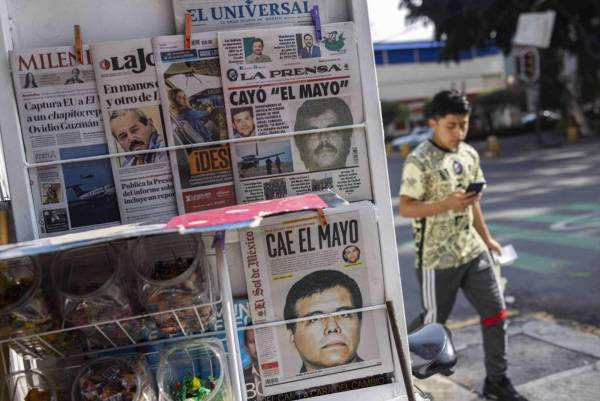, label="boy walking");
[399,90,528,401]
